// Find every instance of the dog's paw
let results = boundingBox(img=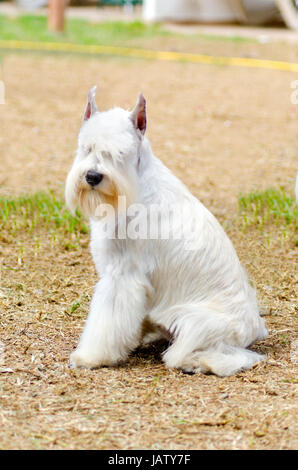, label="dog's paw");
[69,350,101,370]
